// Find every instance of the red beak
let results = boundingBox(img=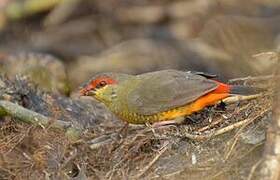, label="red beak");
[79,84,96,96]
[79,88,88,96]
